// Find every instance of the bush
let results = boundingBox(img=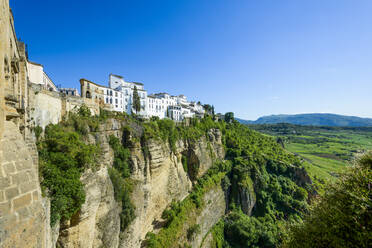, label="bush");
[282,152,372,248]
[38,123,99,226]
[187,224,200,241]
